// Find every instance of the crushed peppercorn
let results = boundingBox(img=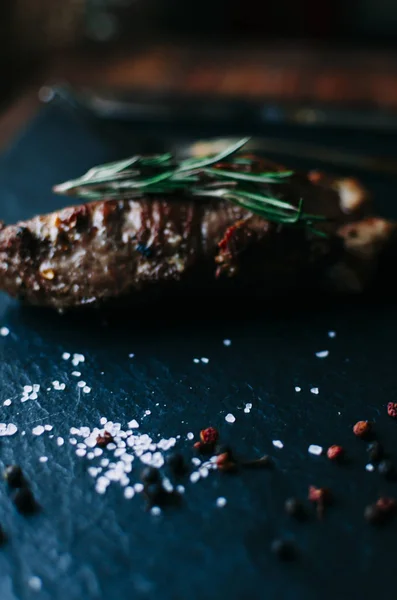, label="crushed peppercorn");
[308,486,332,519]
[326,445,344,461]
[353,421,372,439]
[387,402,397,419]
[96,431,114,448]
[200,427,219,446]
